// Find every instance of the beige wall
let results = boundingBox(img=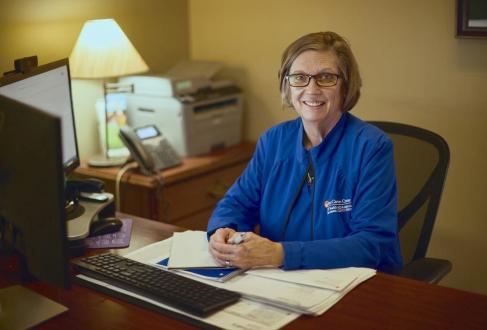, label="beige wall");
[0,0,189,158]
[189,0,487,294]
